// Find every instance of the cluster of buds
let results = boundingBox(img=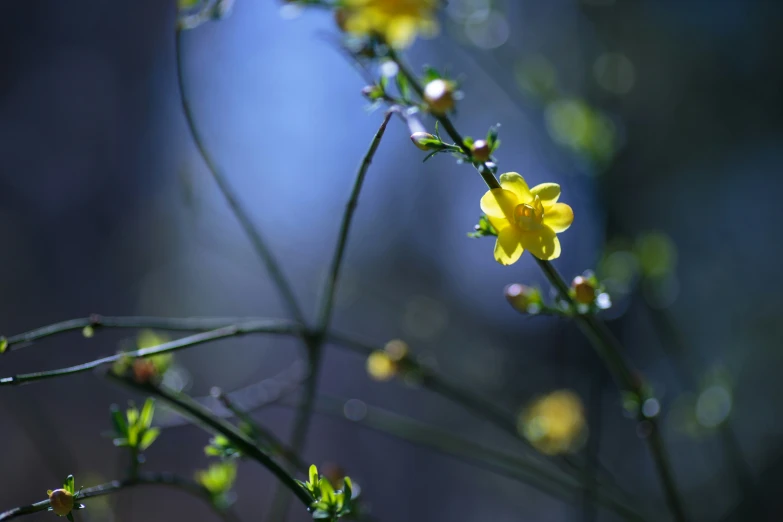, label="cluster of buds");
[504,271,612,317]
[366,339,411,381]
